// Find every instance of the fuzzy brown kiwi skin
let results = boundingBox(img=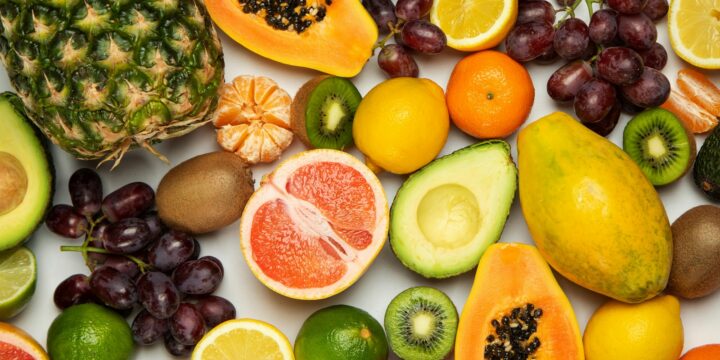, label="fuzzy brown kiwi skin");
[667,205,720,299]
[290,75,331,148]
